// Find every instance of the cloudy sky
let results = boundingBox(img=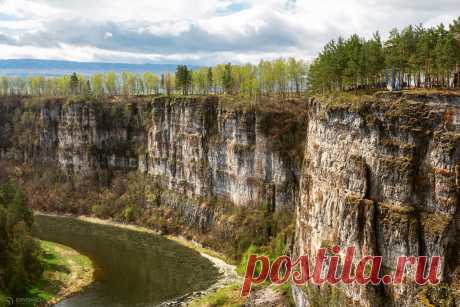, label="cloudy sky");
[0,0,459,65]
